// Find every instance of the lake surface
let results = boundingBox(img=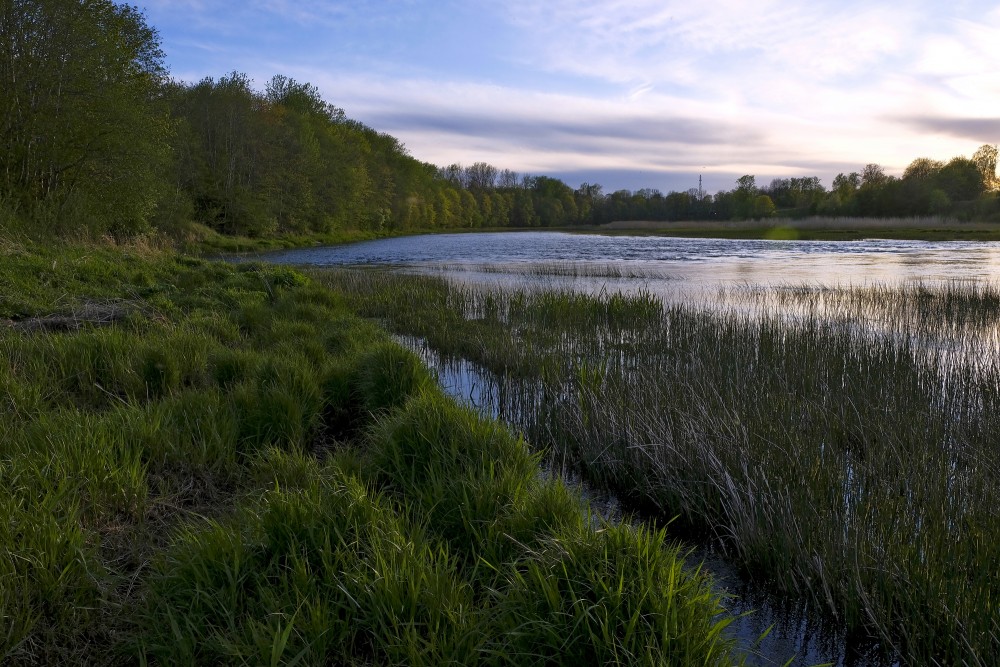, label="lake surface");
[258,231,1000,292]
